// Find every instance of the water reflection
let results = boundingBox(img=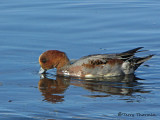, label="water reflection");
[38,74,150,103]
[74,75,149,96]
[38,75,70,103]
